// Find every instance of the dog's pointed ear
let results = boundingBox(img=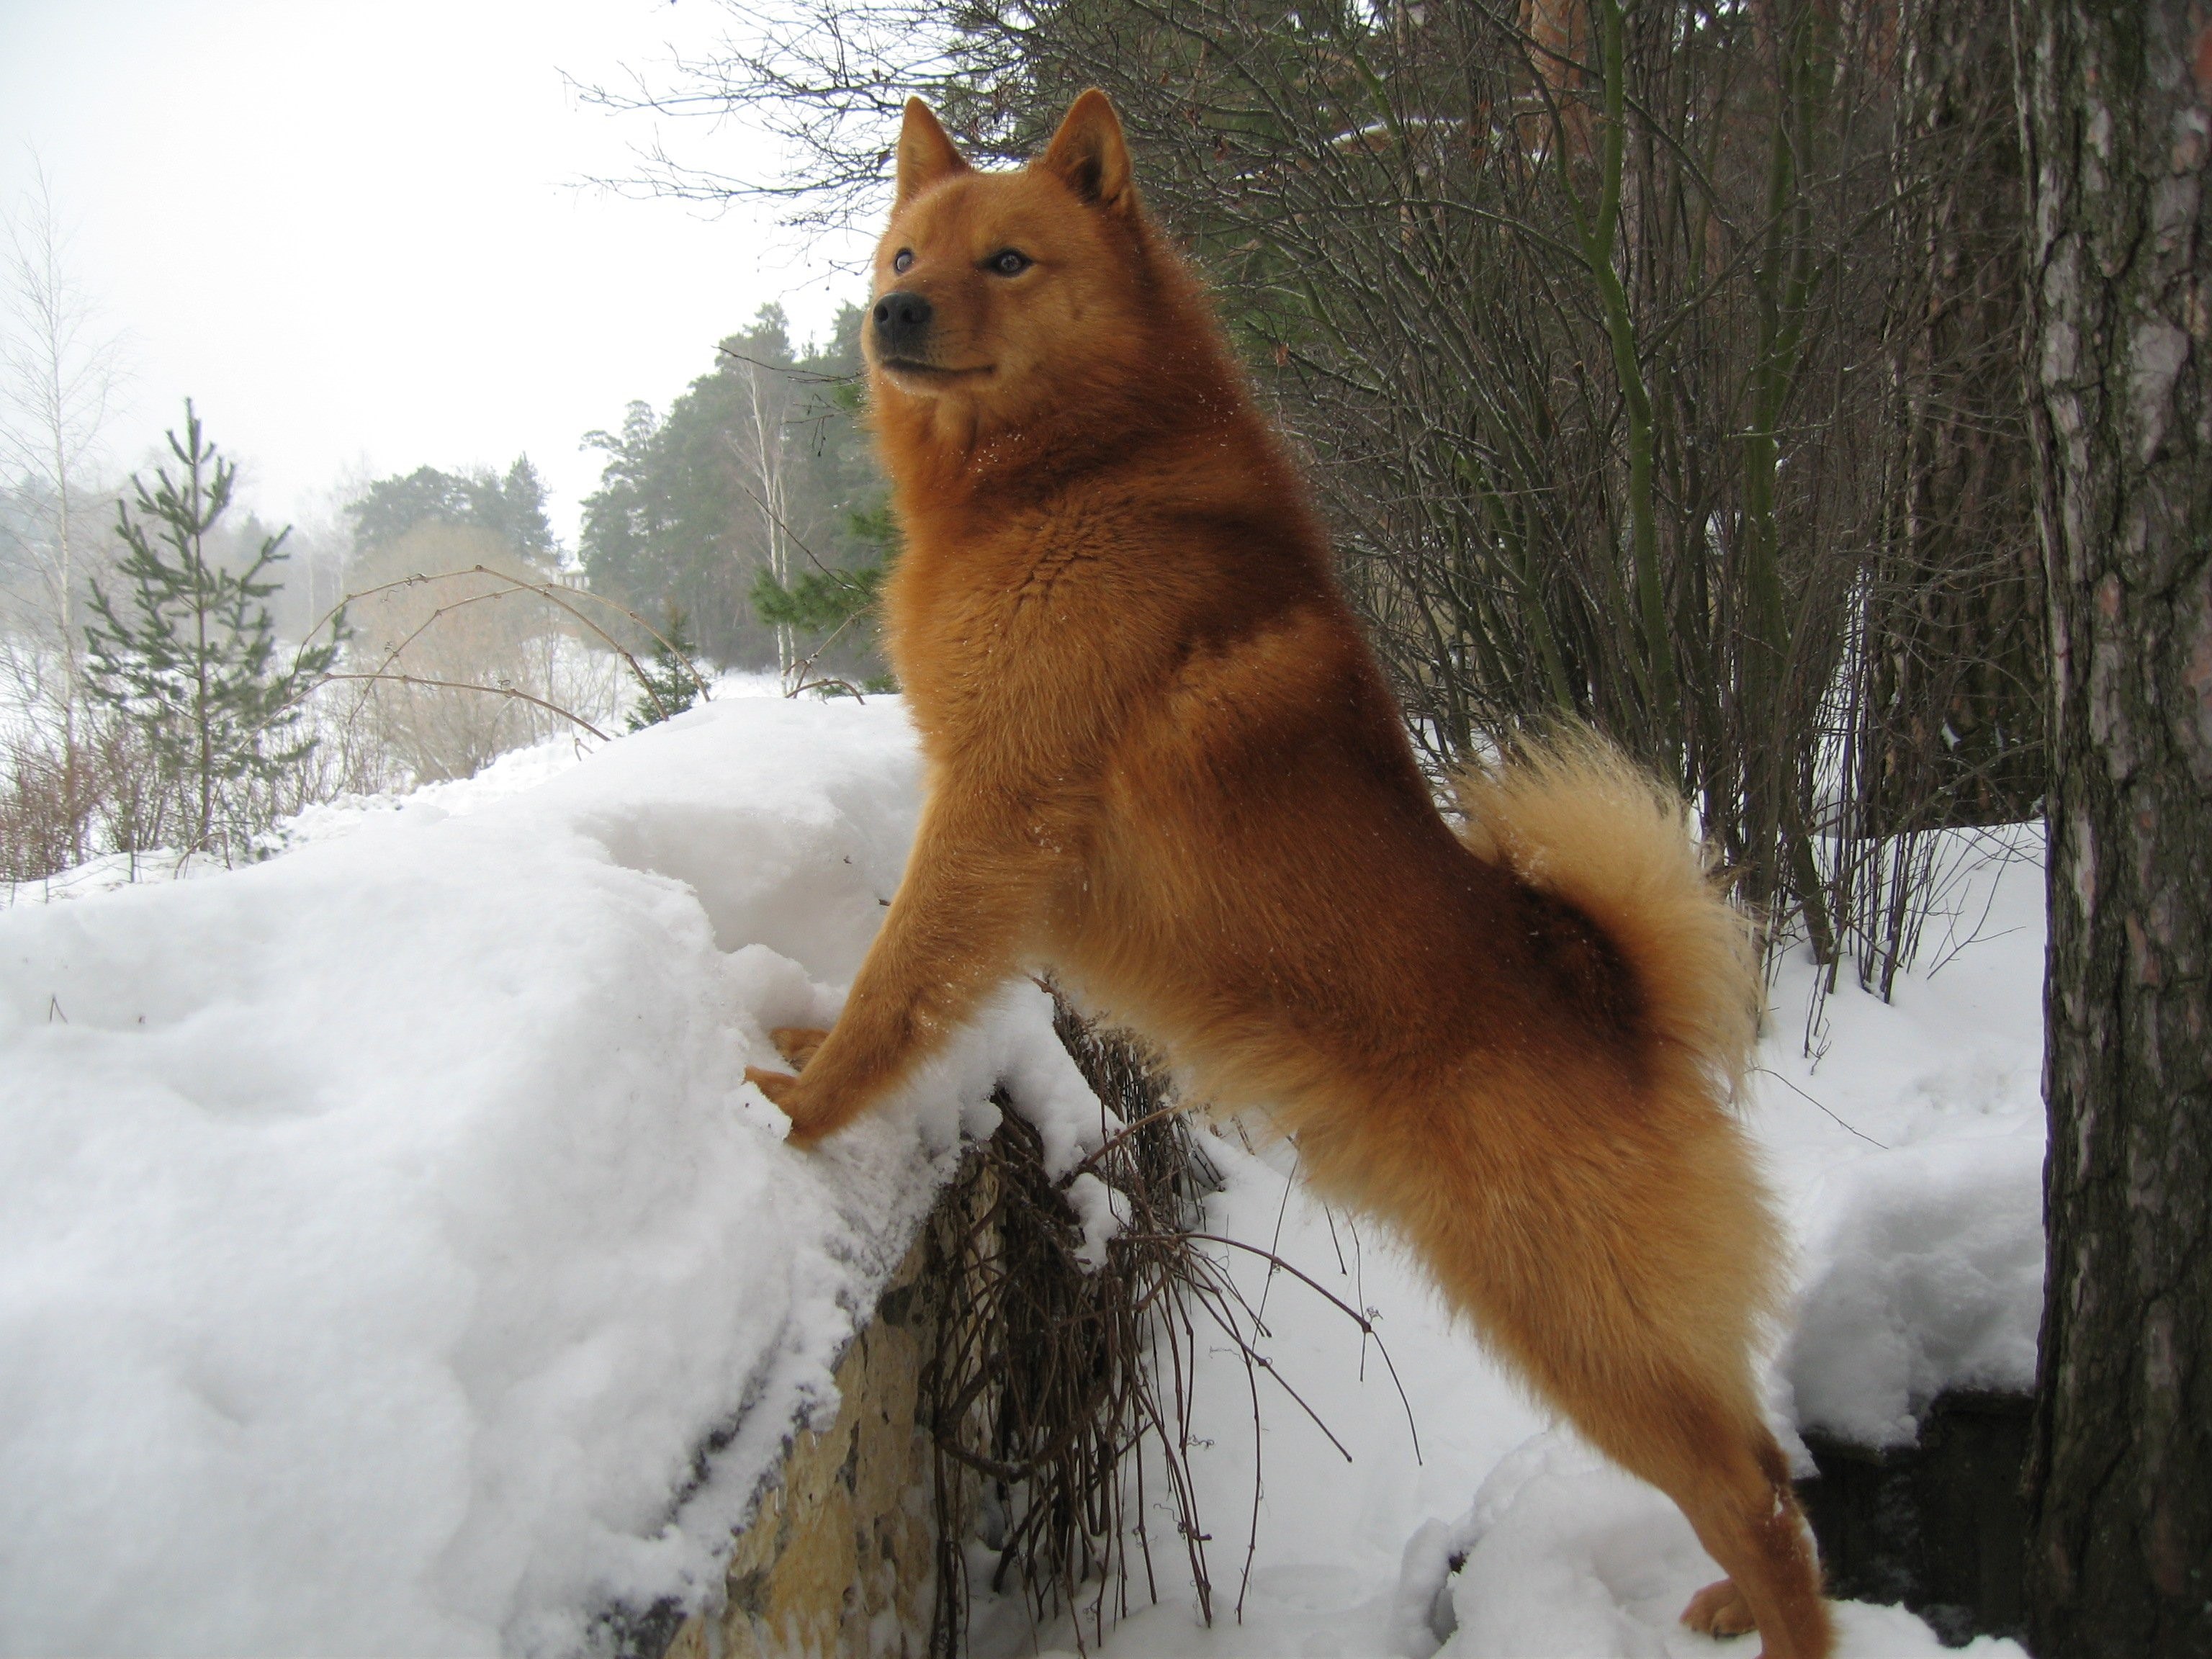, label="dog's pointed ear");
[1039,89,1136,215]
[895,98,970,207]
